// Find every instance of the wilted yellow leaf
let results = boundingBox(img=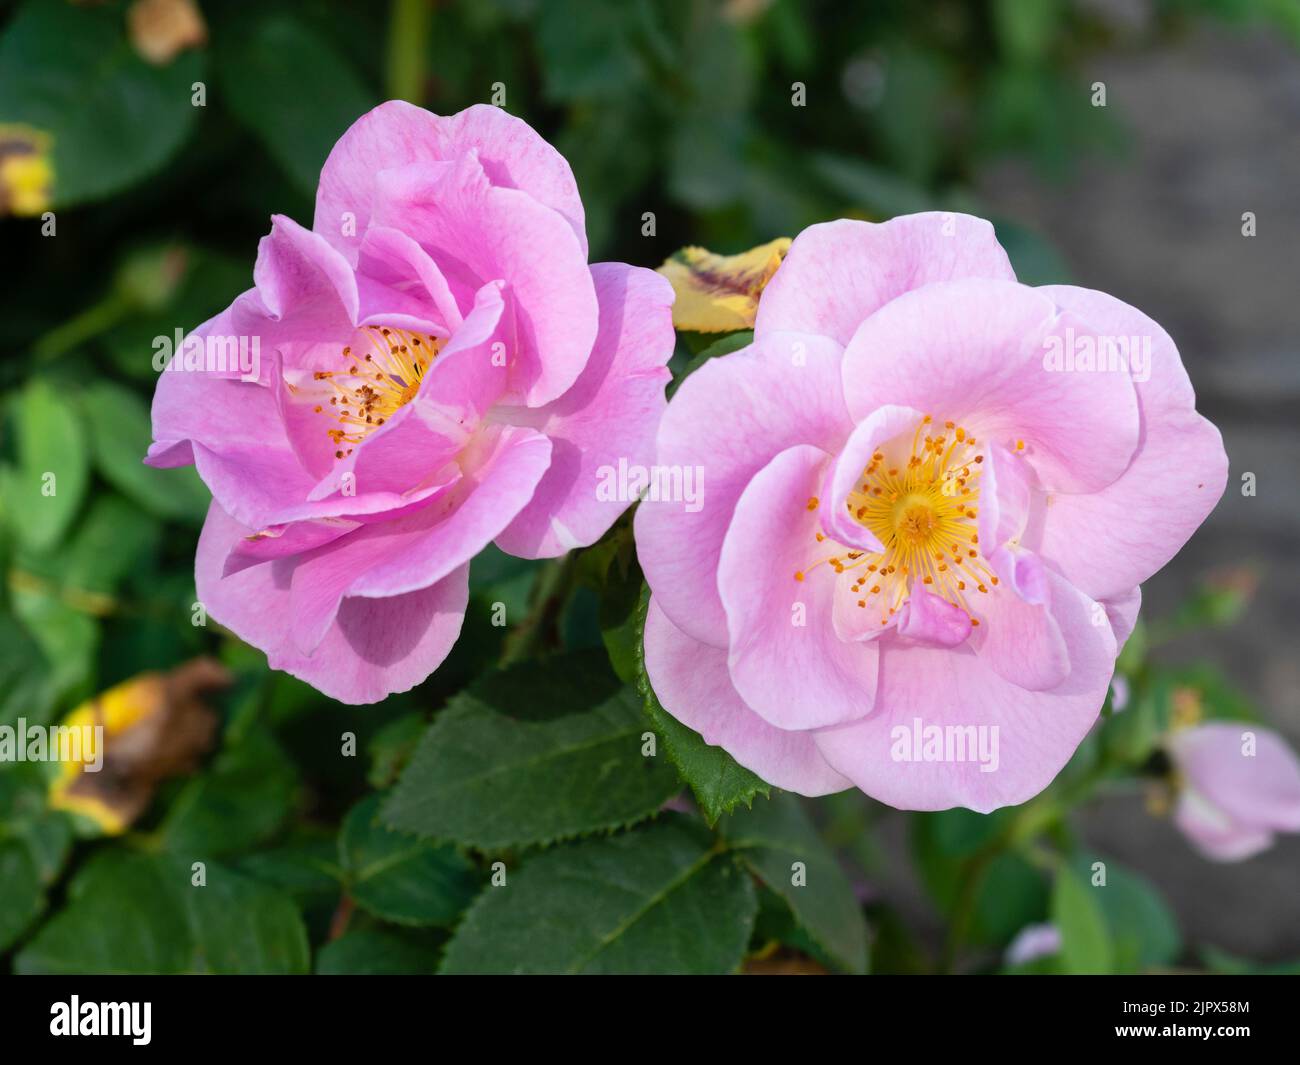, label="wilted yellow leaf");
[127,0,208,66]
[49,658,228,834]
[658,237,791,333]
